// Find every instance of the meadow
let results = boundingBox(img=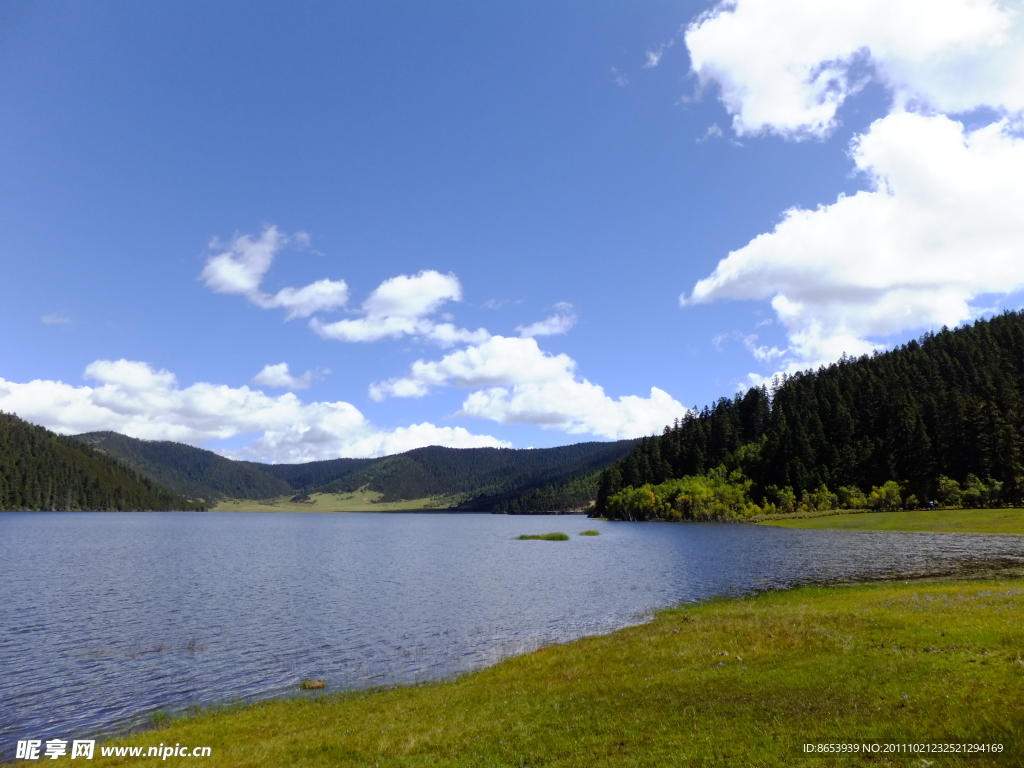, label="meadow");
[211,491,457,513]
[69,575,1024,767]
[759,508,1024,535]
